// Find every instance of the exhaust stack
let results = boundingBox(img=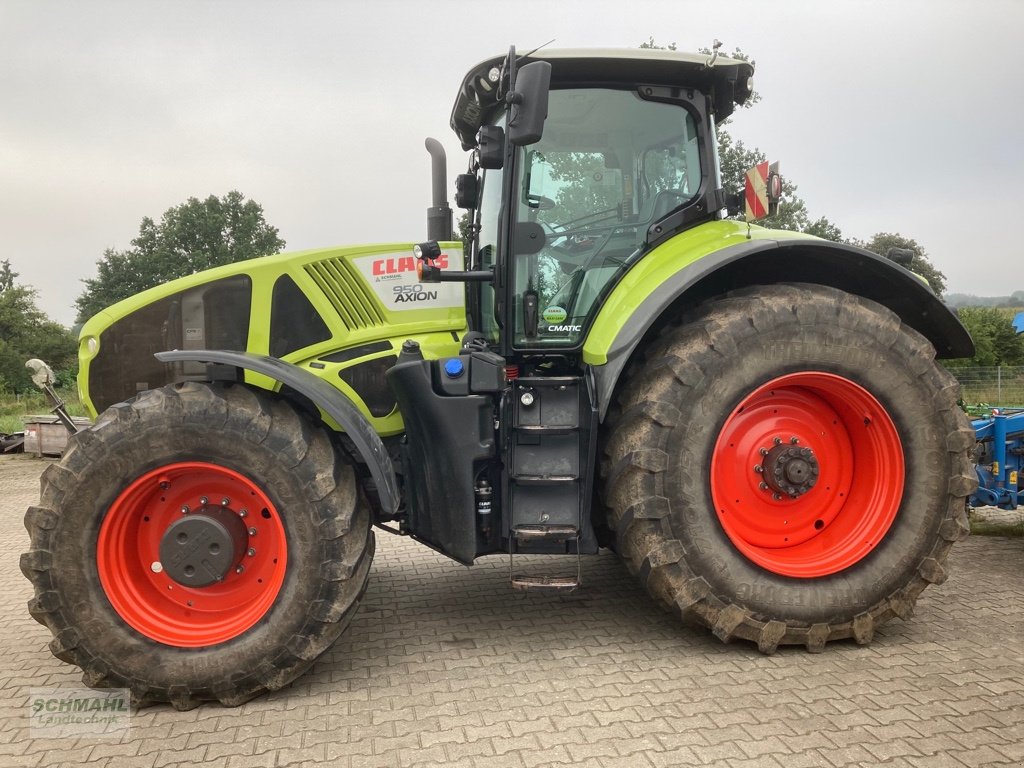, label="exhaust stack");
[424,138,453,242]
